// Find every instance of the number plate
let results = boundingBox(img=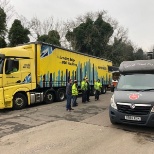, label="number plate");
[125,116,141,121]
